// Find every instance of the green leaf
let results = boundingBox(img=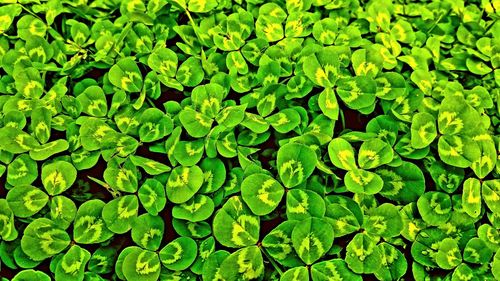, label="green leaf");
[0,4,22,35]
[166,165,204,204]
[286,188,326,221]
[138,179,166,215]
[241,173,285,216]
[49,196,77,230]
[159,236,198,271]
[179,108,213,138]
[130,155,171,175]
[29,140,69,161]
[202,250,230,281]
[188,0,218,12]
[21,218,70,261]
[218,246,264,281]
[351,48,382,78]
[108,58,143,92]
[345,169,384,195]
[292,217,334,264]
[131,214,164,251]
[466,57,492,75]
[122,248,161,281]
[31,107,51,144]
[88,246,117,274]
[102,195,139,234]
[375,72,407,100]
[470,134,497,179]
[492,249,500,280]
[213,196,260,248]
[41,161,77,196]
[462,178,481,218]
[174,139,205,166]
[76,85,108,117]
[139,108,174,142]
[364,203,403,238]
[0,199,18,241]
[103,158,138,193]
[411,112,437,149]
[277,143,317,188]
[73,199,114,244]
[436,238,462,270]
[336,76,377,111]
[55,245,91,281]
[328,138,357,171]
[199,157,227,194]
[217,105,247,129]
[376,161,426,203]
[148,47,178,78]
[452,264,477,281]
[281,267,309,281]
[318,88,339,120]
[265,108,301,134]
[463,237,493,264]
[324,203,360,237]
[428,161,464,193]
[358,138,394,169]
[172,194,215,222]
[262,220,303,268]
[390,20,415,44]
[0,127,40,154]
[374,243,408,281]
[312,18,338,45]
[14,67,44,99]
[410,69,433,96]
[177,57,204,87]
[303,46,340,87]
[7,154,38,186]
[11,270,50,281]
[345,233,382,274]
[256,5,285,42]
[417,192,452,226]
[6,185,48,218]
[438,135,480,168]
[311,259,362,281]
[438,95,483,137]
[482,180,500,214]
